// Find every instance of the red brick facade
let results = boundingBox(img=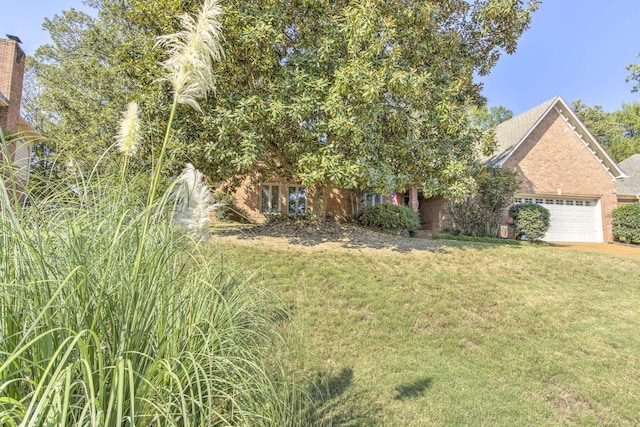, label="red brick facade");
[503,108,617,241]
[0,38,25,133]
[218,173,356,223]
[417,99,624,241]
